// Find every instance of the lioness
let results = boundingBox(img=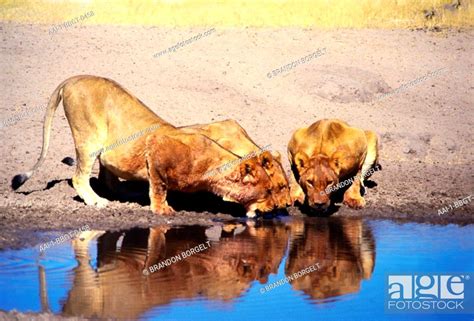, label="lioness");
[180,119,305,208]
[288,119,380,210]
[11,75,276,216]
